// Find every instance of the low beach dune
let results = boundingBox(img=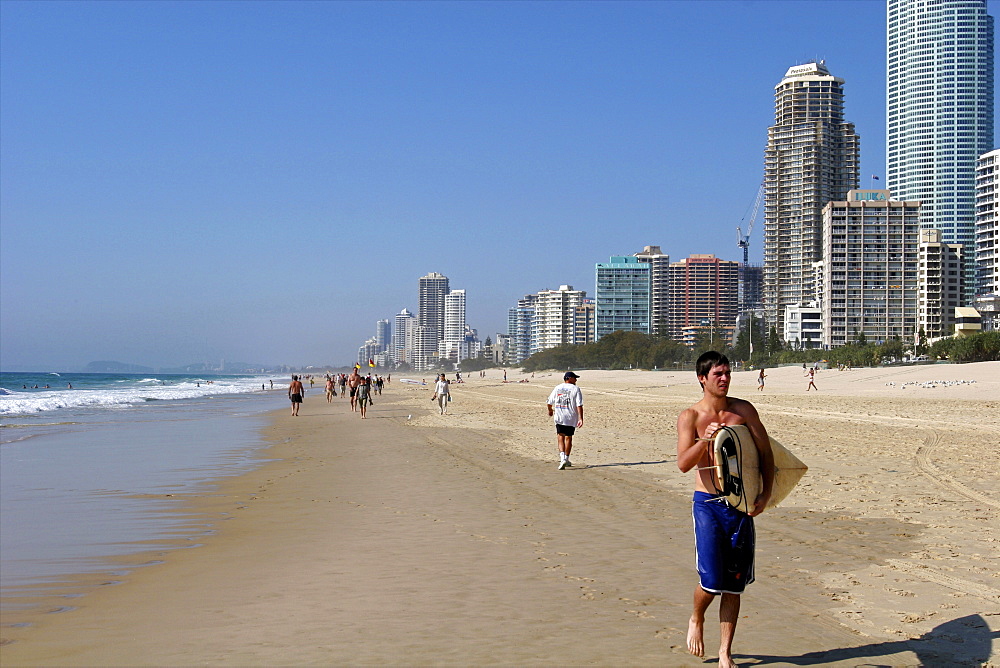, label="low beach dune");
[2,362,998,665]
